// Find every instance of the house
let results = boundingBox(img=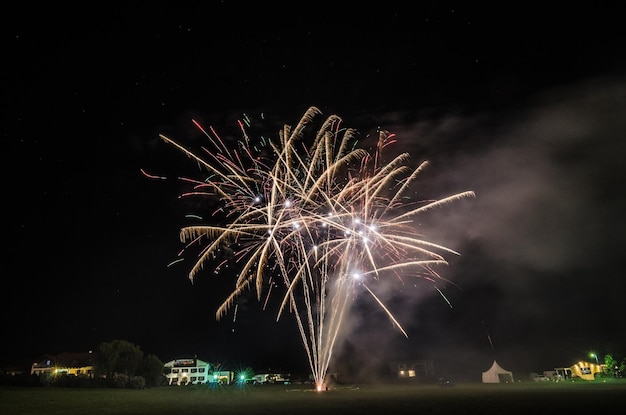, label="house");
[555,361,604,381]
[30,352,95,378]
[388,359,434,381]
[163,357,213,385]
